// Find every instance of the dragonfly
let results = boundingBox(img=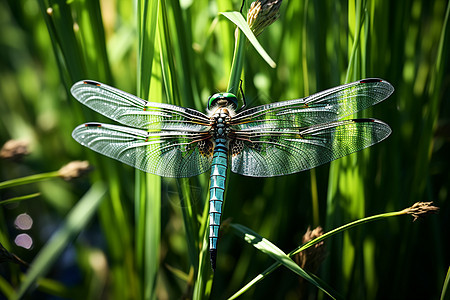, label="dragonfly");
[71,78,394,270]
